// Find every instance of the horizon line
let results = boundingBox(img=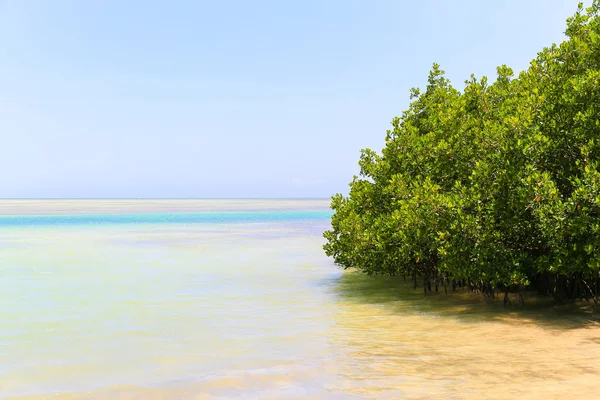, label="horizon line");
[0,197,332,200]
